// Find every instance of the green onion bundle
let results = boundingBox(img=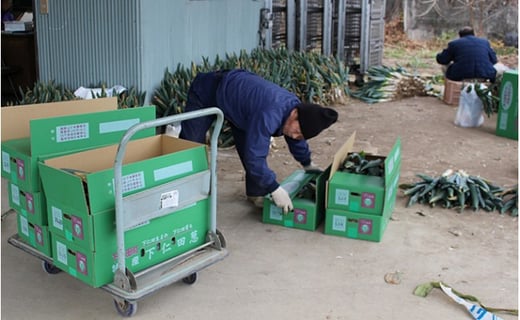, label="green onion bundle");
[351,65,429,103]
[399,169,516,215]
